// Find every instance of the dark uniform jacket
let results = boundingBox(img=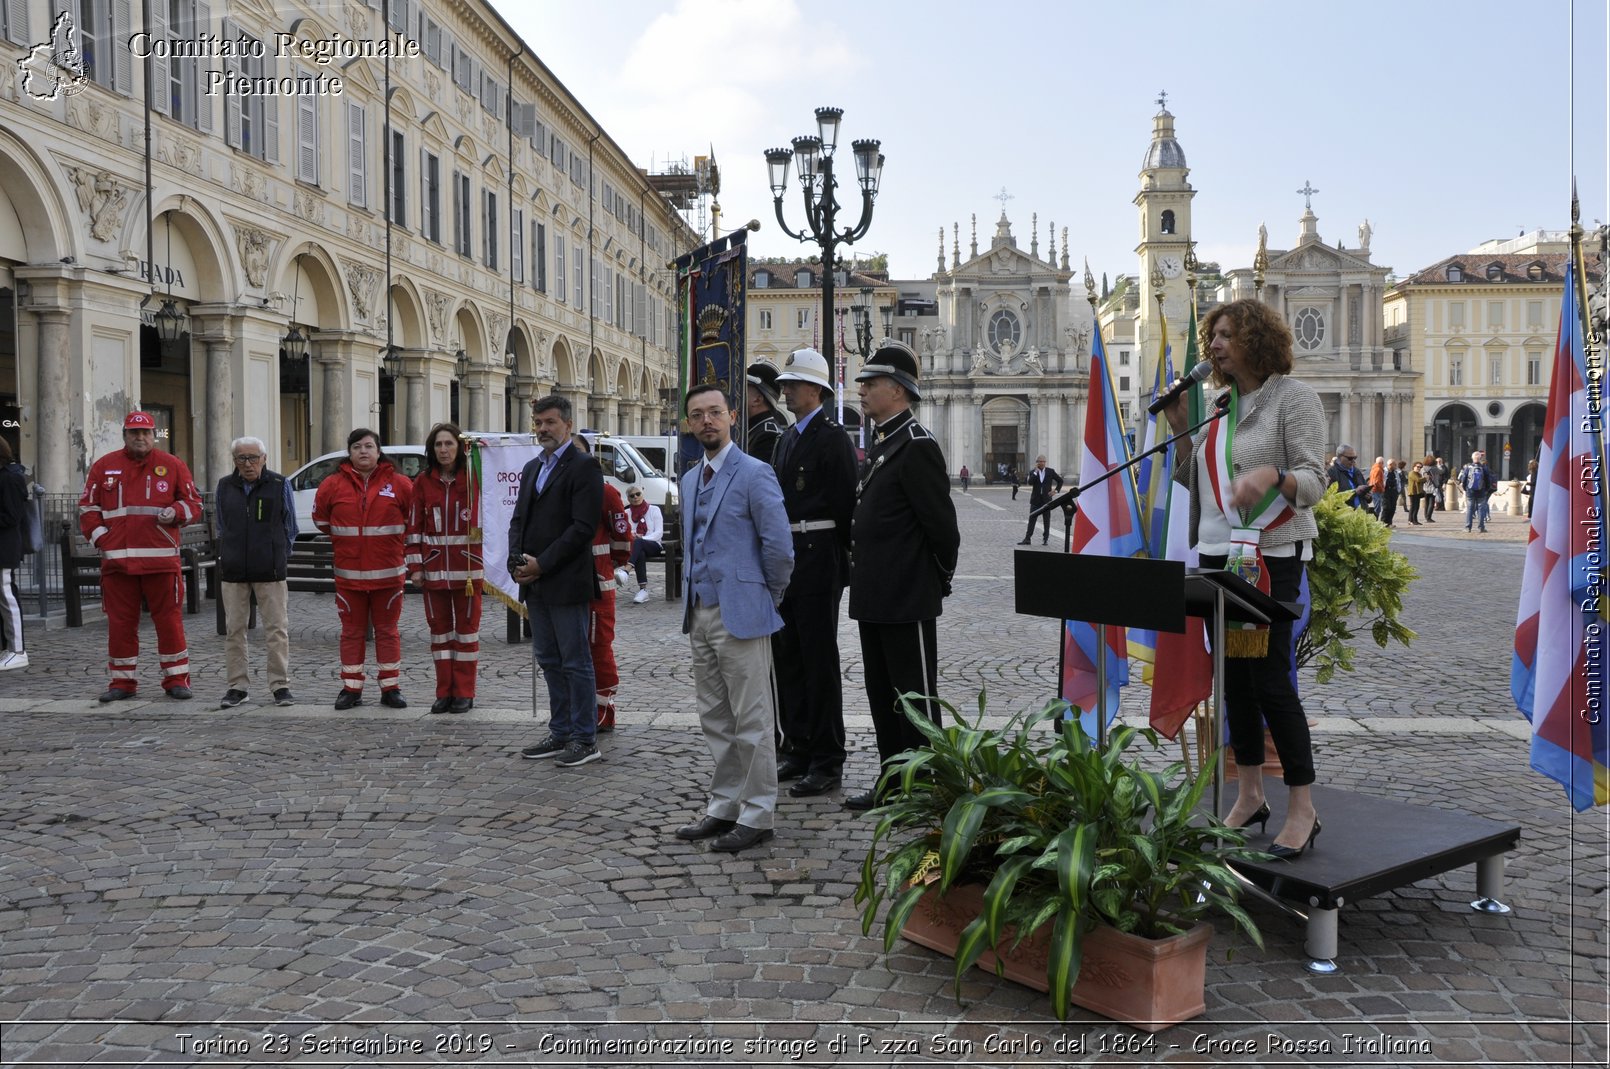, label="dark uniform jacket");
[508,444,605,606]
[746,410,788,466]
[772,408,858,592]
[215,469,295,583]
[848,409,960,623]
